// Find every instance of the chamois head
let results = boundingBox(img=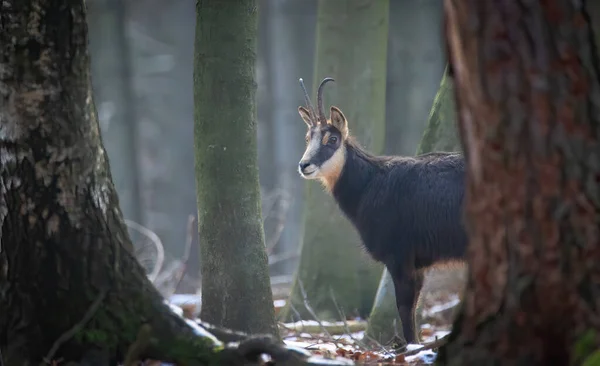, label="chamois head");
[297,77,349,191]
